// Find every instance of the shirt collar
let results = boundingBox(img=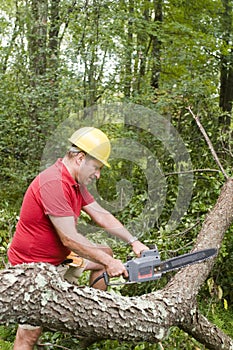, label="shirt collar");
[55,158,78,188]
